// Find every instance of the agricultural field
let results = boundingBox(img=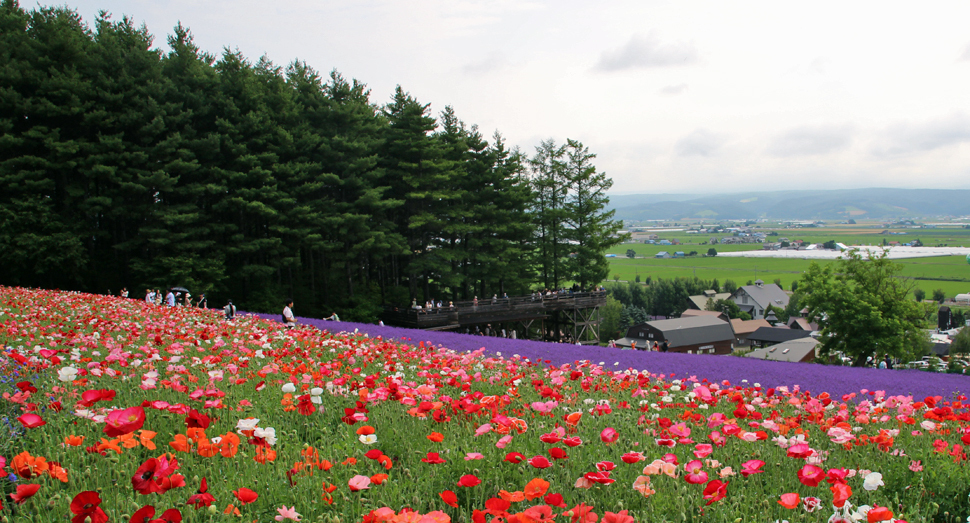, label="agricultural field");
[608,223,970,297]
[1,286,969,522]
